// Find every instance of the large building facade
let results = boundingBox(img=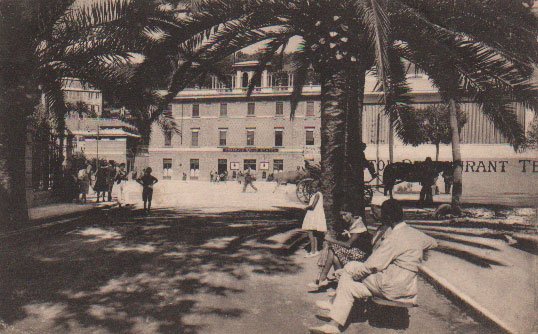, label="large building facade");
[146,61,537,198]
[61,77,103,115]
